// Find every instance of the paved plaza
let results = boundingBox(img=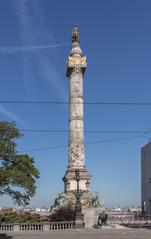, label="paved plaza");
[1,229,151,239]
